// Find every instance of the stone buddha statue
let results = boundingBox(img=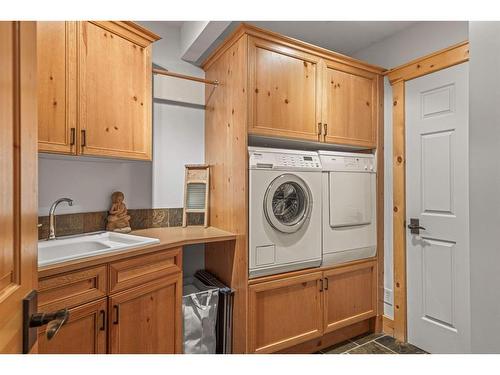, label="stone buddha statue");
[106,191,131,233]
